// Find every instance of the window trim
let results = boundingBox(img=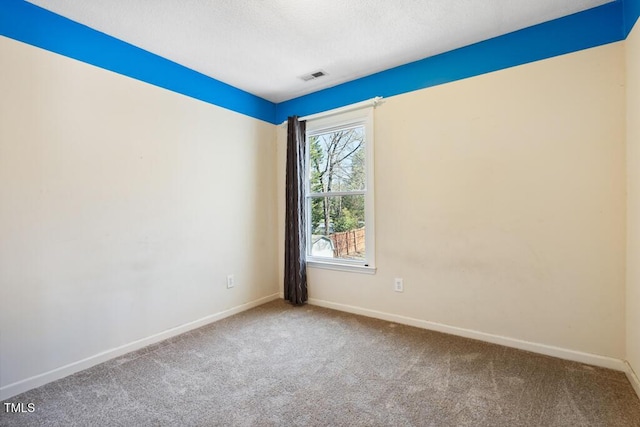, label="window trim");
[304,107,376,273]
